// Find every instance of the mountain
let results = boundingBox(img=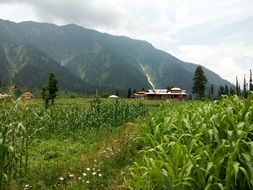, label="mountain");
[0,19,232,94]
[0,42,96,93]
